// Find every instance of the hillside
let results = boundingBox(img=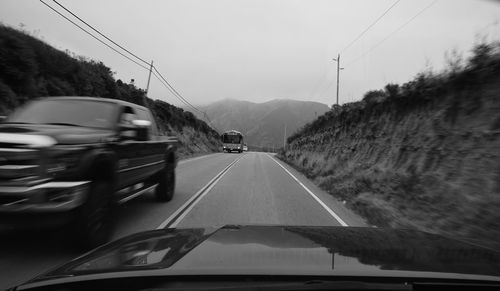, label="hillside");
[0,24,220,157]
[279,42,500,250]
[194,99,329,150]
